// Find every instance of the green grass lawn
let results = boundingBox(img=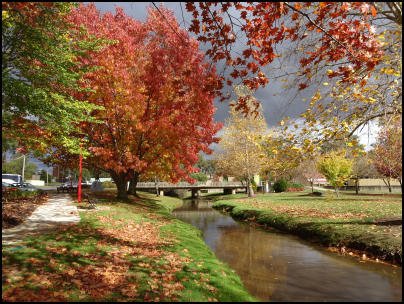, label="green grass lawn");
[212,191,402,265]
[2,191,256,302]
